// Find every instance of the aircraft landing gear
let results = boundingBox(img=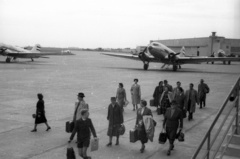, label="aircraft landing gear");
[143,62,149,70]
[173,64,178,71]
[228,61,231,65]
[31,58,34,62]
[6,57,11,63]
[178,65,181,69]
